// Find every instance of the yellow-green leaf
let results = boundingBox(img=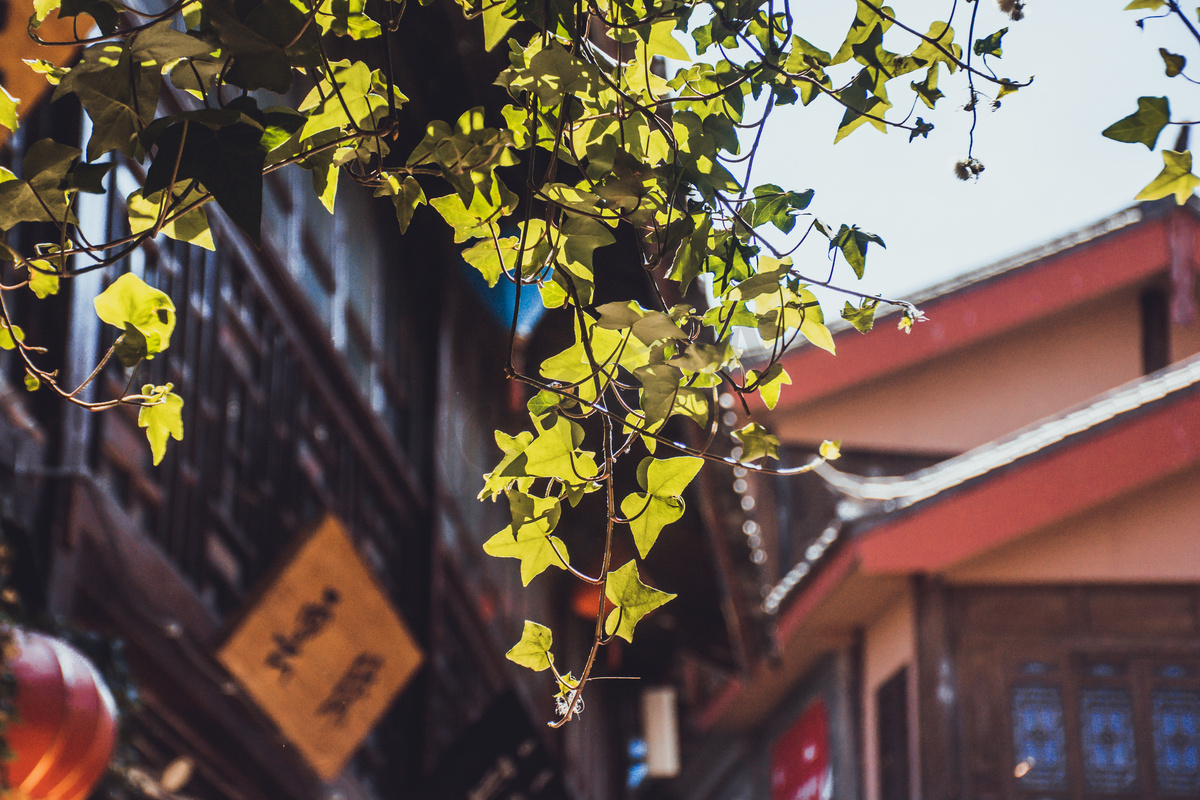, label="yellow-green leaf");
[27,260,59,298]
[482,0,518,51]
[0,320,26,350]
[1136,149,1200,205]
[820,439,841,460]
[800,317,836,354]
[0,84,18,134]
[505,620,554,671]
[138,385,184,466]
[646,20,690,61]
[732,422,780,462]
[33,0,61,22]
[482,492,569,585]
[603,560,675,642]
[93,273,177,356]
[748,364,792,410]
[479,430,535,499]
[618,457,701,558]
[127,188,215,251]
[23,371,39,392]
